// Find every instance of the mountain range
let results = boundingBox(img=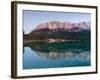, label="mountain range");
[24,21,91,41]
[34,21,90,31]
